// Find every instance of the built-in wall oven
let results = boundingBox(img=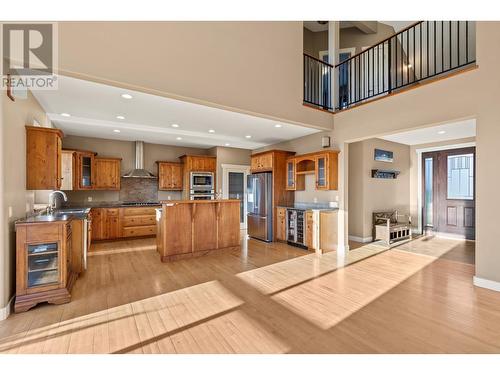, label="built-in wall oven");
[190,172,214,190]
[286,208,306,248]
[189,172,215,200]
